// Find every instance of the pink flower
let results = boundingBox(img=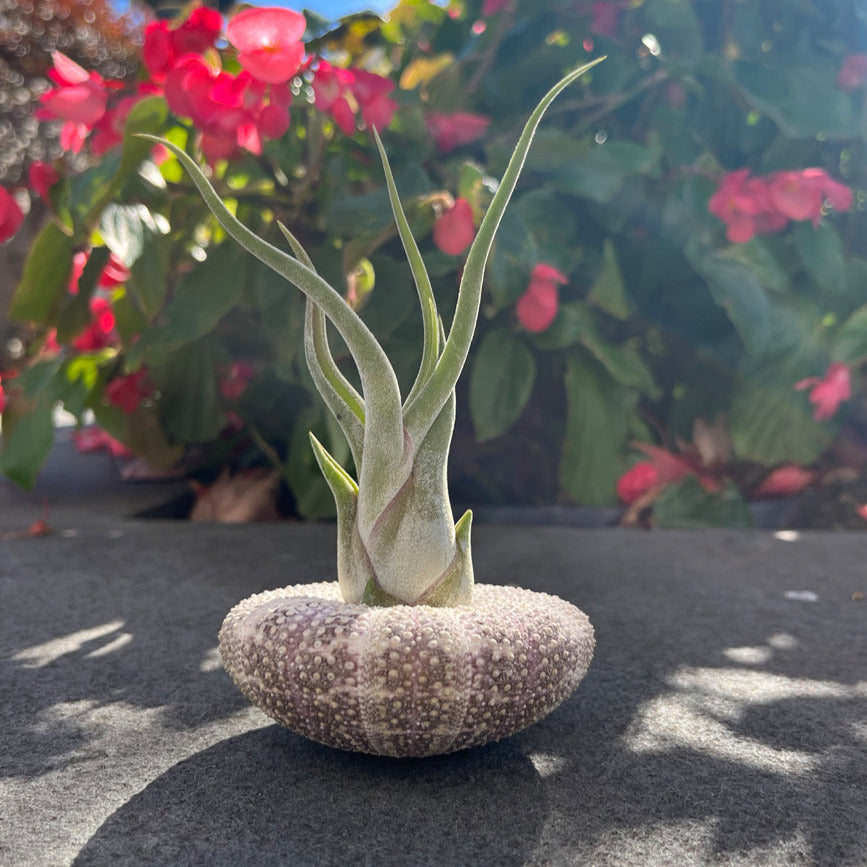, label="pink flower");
[73,427,133,458]
[226,7,306,85]
[425,112,491,152]
[433,198,475,256]
[837,54,867,91]
[616,462,658,504]
[60,121,88,154]
[708,170,777,243]
[105,369,153,414]
[220,361,256,402]
[257,103,290,139]
[516,263,569,332]
[0,187,24,243]
[350,69,398,130]
[767,168,851,226]
[0,375,7,414]
[142,21,175,81]
[38,51,108,127]
[754,464,816,497]
[67,250,88,294]
[795,362,851,421]
[856,503,867,522]
[172,6,223,56]
[28,161,60,202]
[99,253,131,288]
[143,8,223,81]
